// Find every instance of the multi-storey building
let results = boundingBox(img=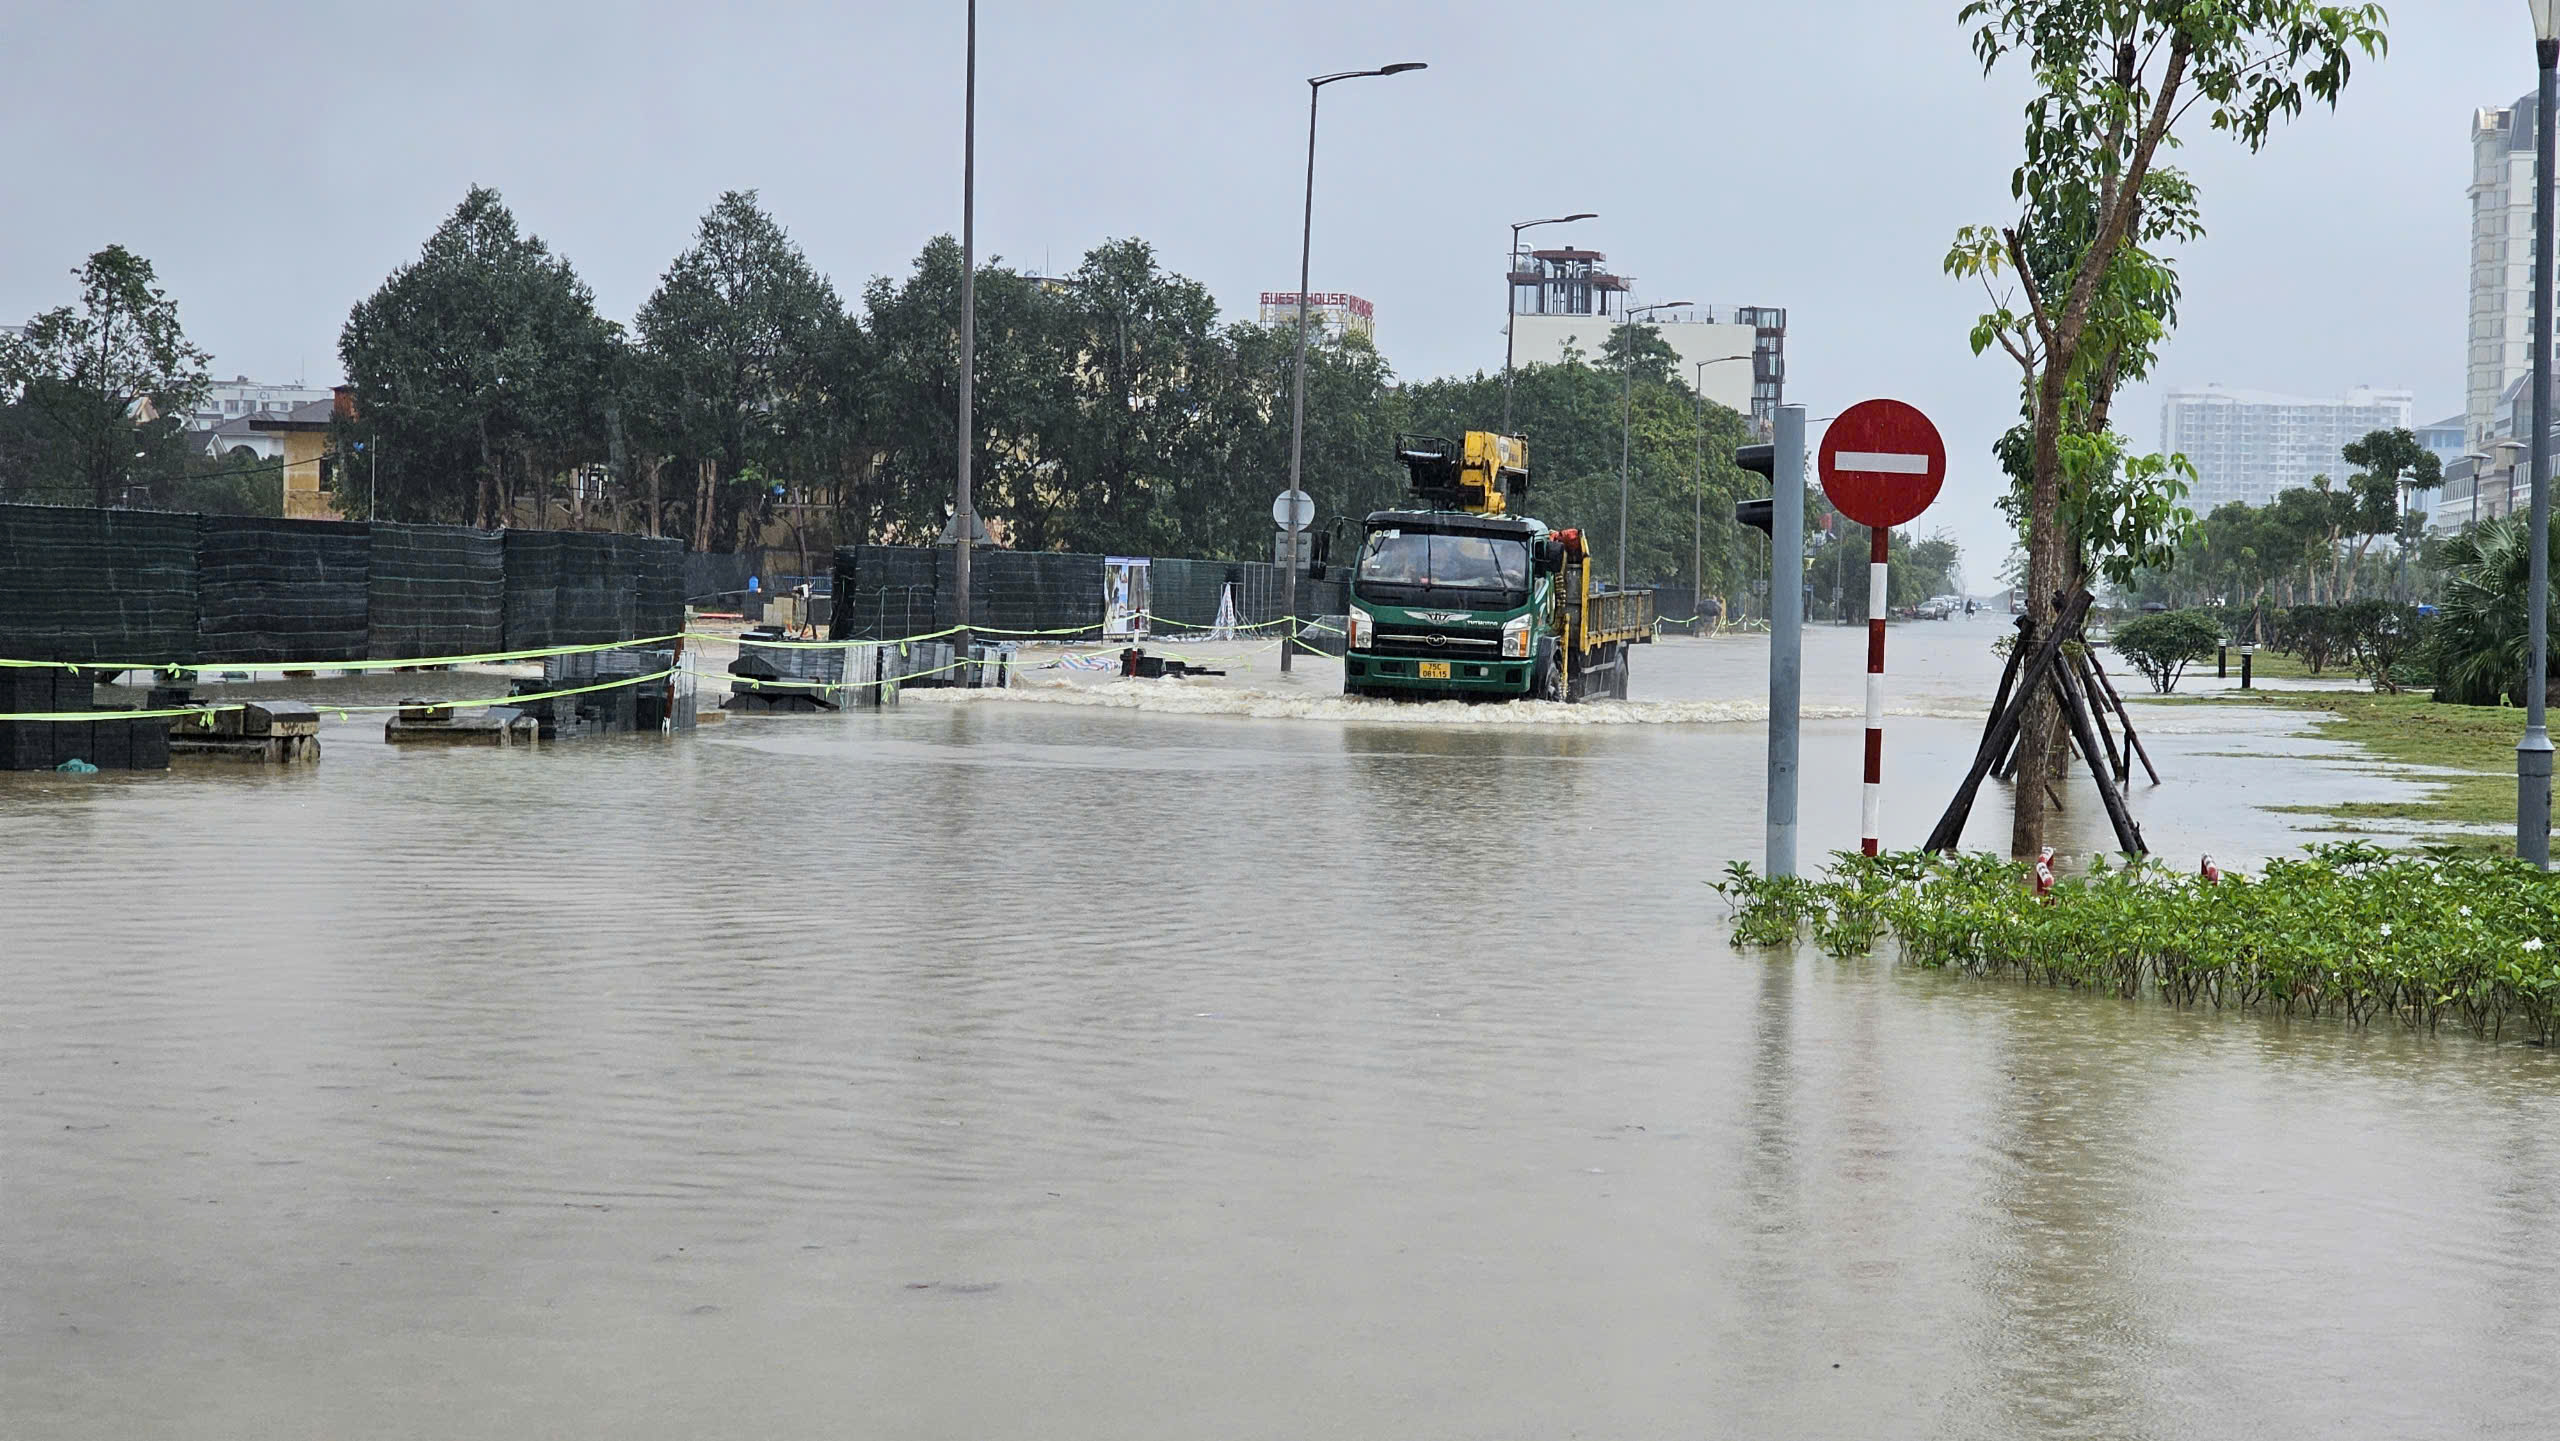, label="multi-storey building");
[2159,385,2416,511]
[2470,95,2540,452]
[1500,246,1784,437]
